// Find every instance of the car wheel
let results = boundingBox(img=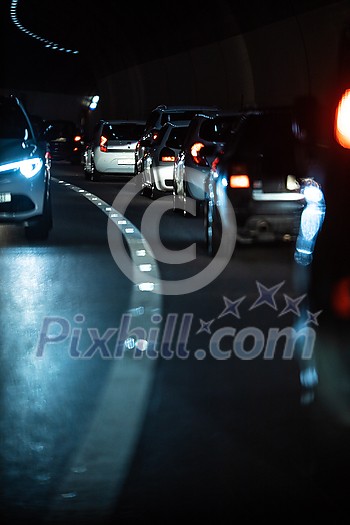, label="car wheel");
[89,159,101,181]
[25,191,53,241]
[172,179,182,213]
